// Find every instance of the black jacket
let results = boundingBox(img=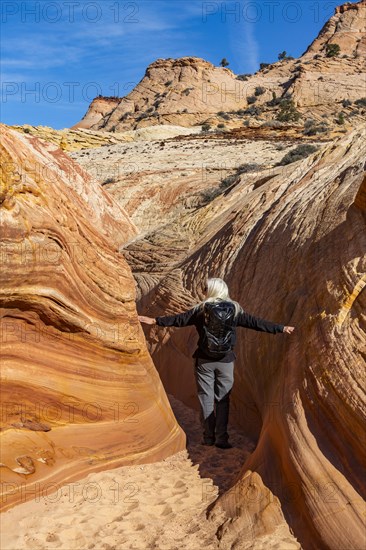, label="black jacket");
[155,301,284,363]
